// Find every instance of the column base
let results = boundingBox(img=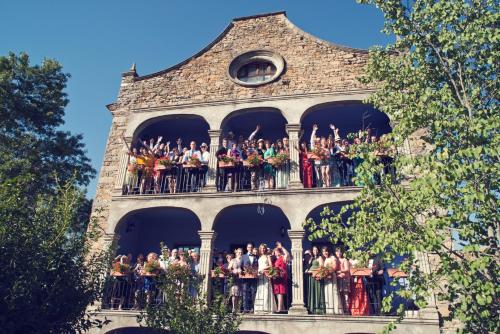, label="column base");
[204,184,217,192]
[288,304,308,315]
[419,306,440,320]
[288,180,303,189]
